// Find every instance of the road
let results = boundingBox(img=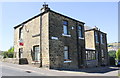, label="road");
[1,62,119,76]
[2,62,46,76]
